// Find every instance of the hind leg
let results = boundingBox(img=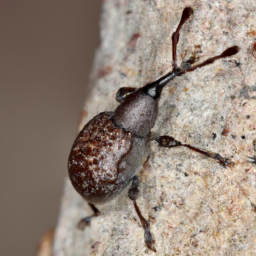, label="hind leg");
[128,175,156,252]
[77,203,100,230]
